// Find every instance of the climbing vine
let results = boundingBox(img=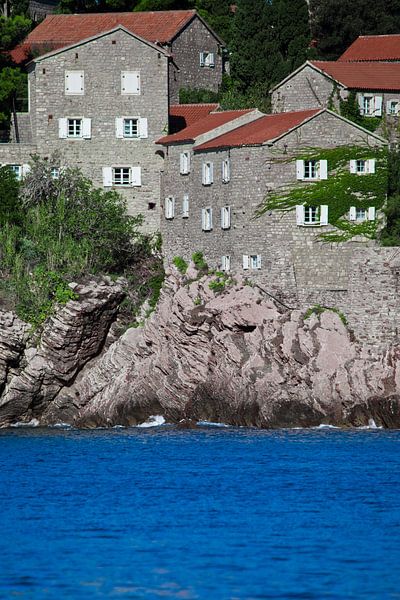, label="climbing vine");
[258,145,388,242]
